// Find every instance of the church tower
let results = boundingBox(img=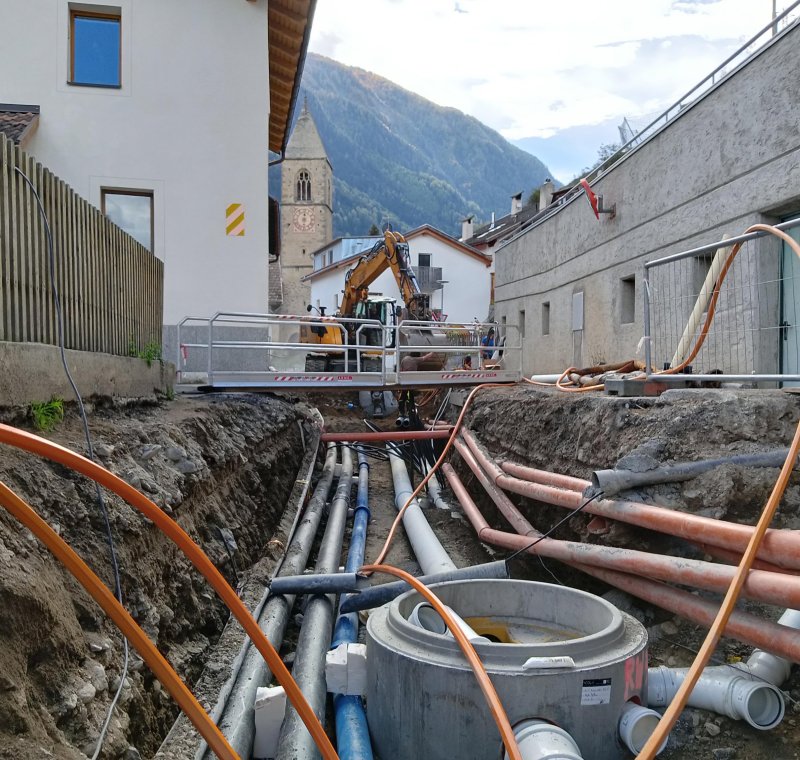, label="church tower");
[278,101,333,317]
